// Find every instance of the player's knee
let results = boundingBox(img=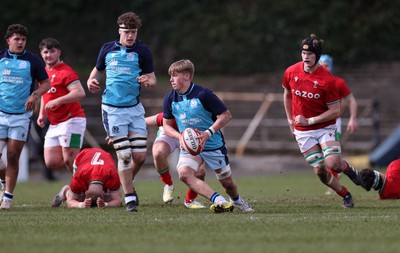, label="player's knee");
[129,134,147,153]
[305,151,324,169]
[112,136,132,171]
[215,165,232,180]
[195,166,206,180]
